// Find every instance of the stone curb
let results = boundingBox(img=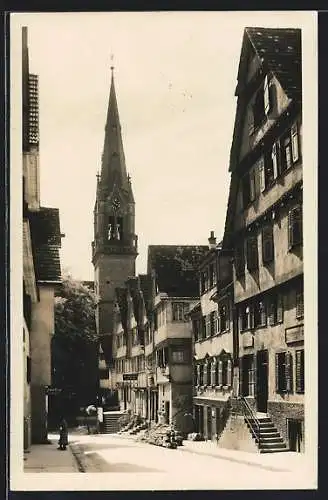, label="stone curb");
[69,443,87,473]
